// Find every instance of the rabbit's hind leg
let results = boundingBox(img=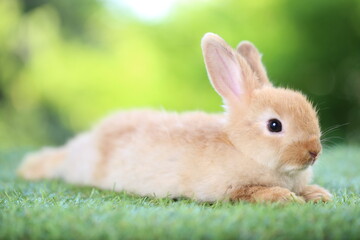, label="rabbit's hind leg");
[17,147,66,180]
